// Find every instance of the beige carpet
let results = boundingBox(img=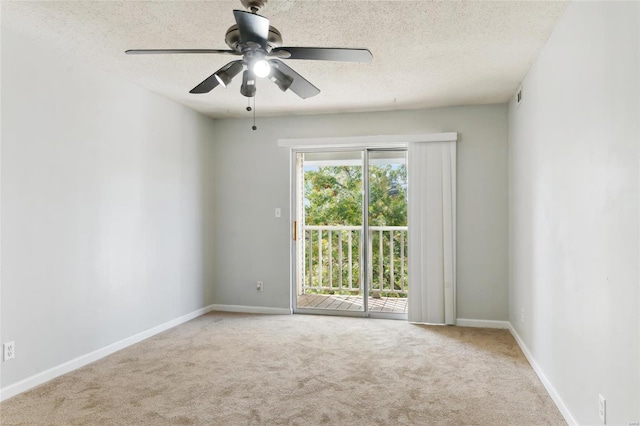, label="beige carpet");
[1,312,565,425]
